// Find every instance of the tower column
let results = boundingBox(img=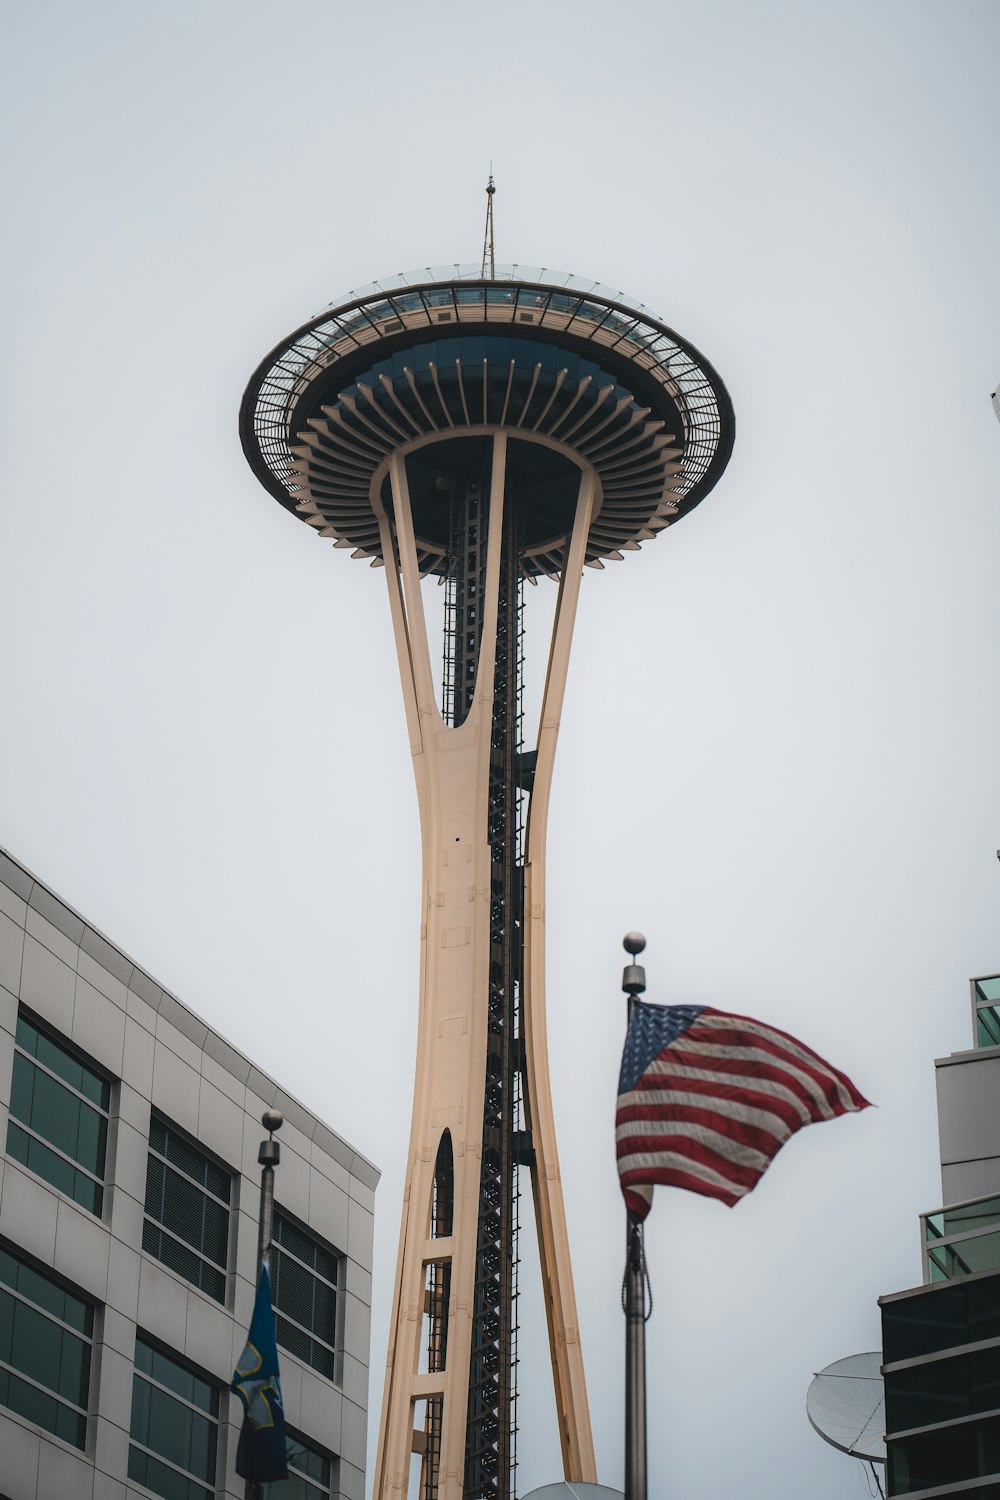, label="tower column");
[372,439,514,1499]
